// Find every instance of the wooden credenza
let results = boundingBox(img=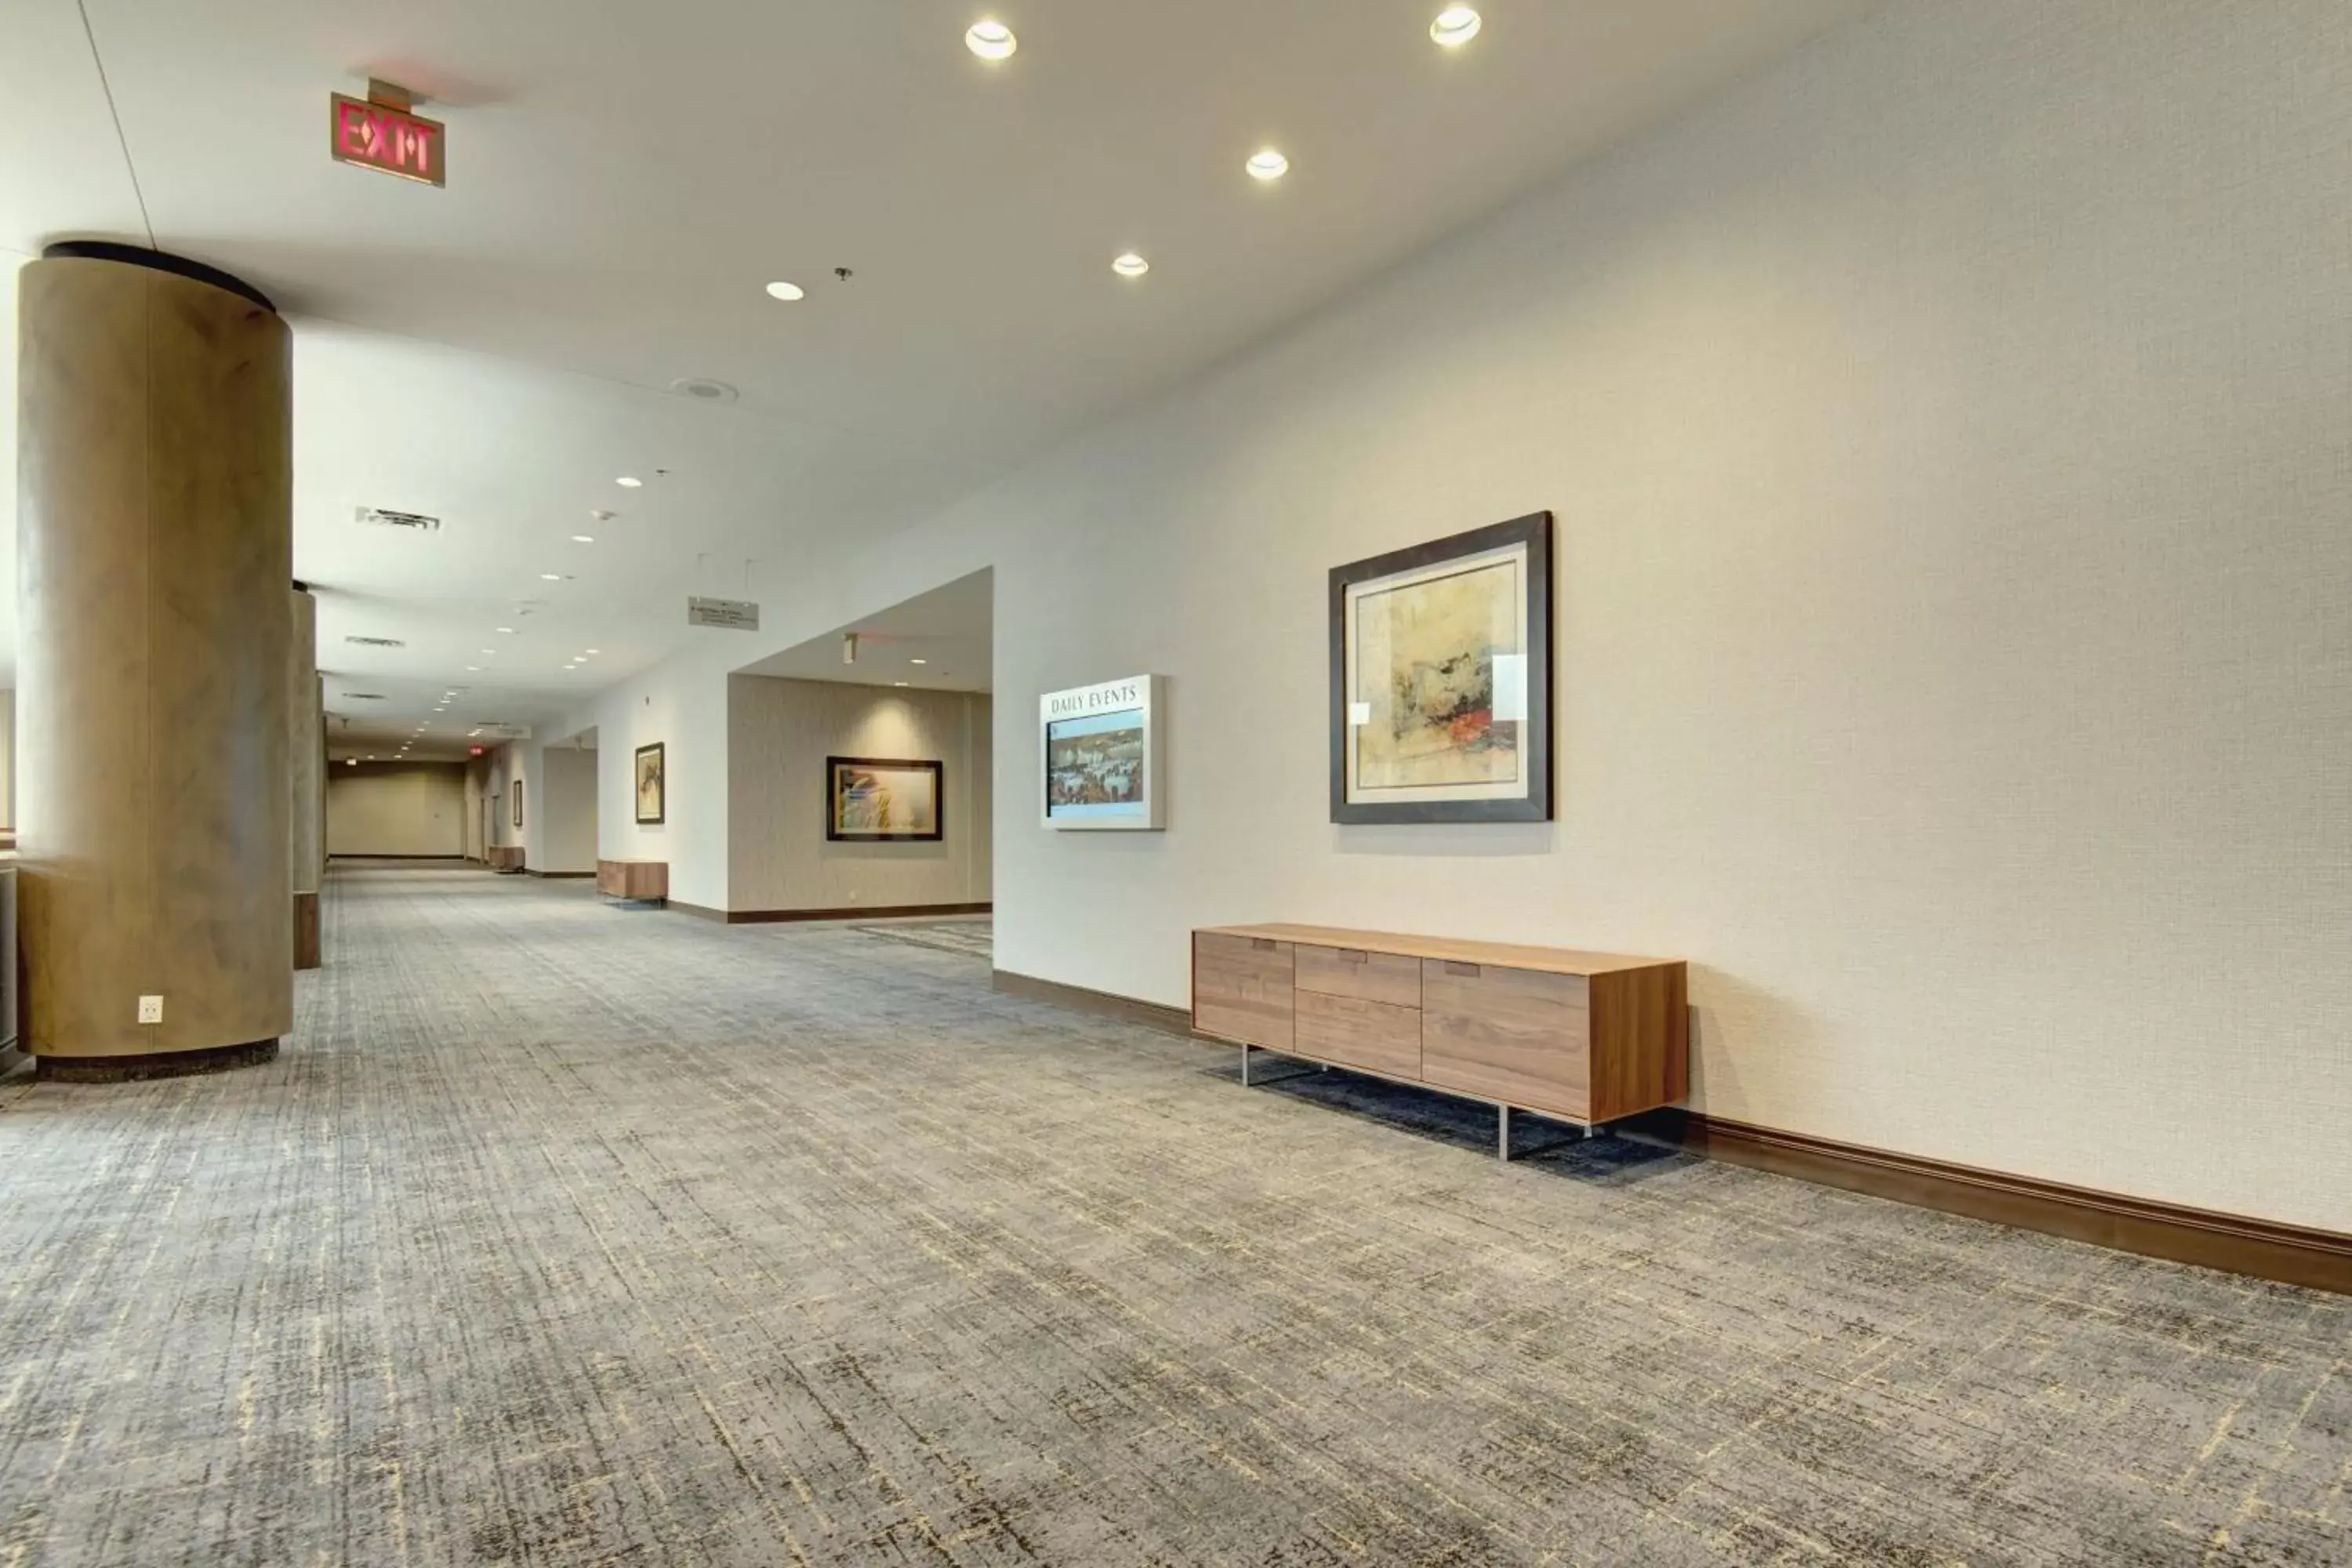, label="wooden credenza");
[1192,924,1688,1153]
[596,859,668,904]
[485,846,525,872]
